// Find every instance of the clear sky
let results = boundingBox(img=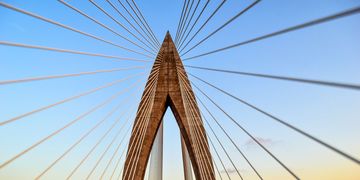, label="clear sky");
[0,0,360,180]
